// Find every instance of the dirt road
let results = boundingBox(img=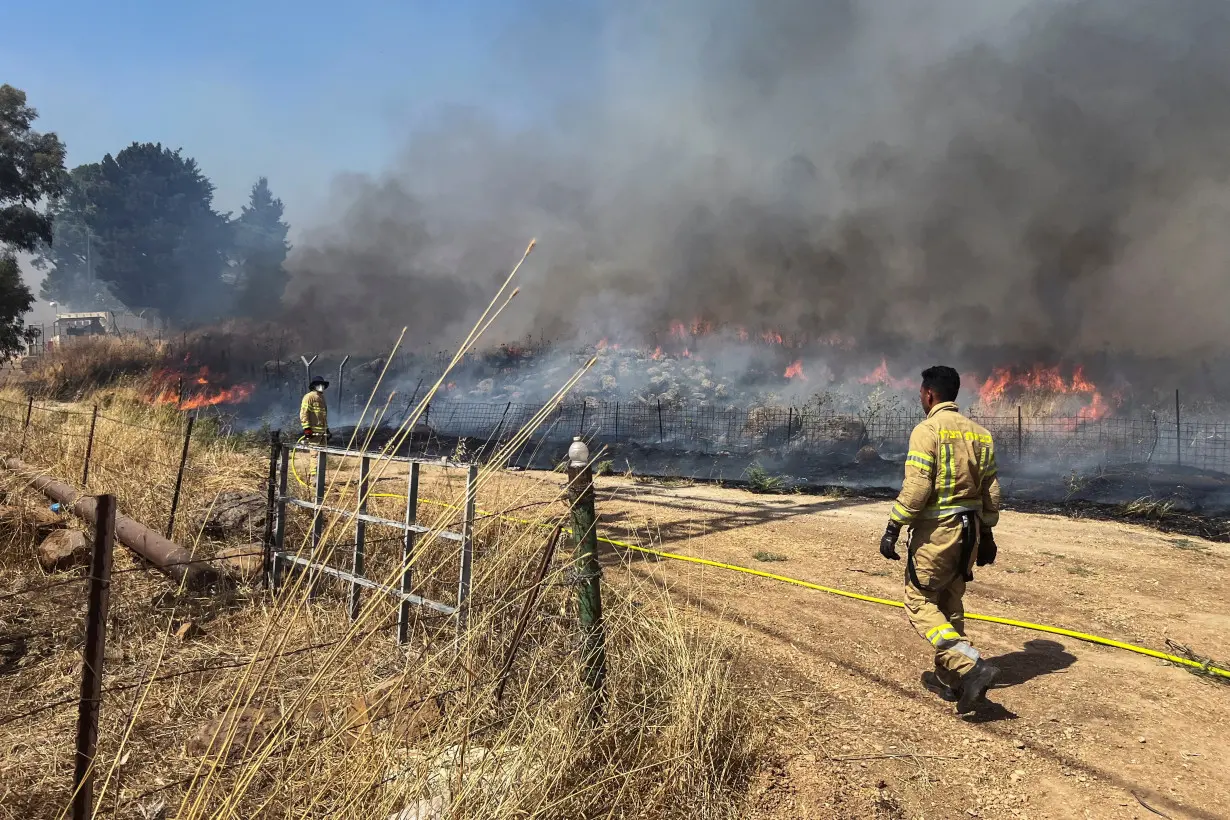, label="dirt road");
[478,470,1230,819]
